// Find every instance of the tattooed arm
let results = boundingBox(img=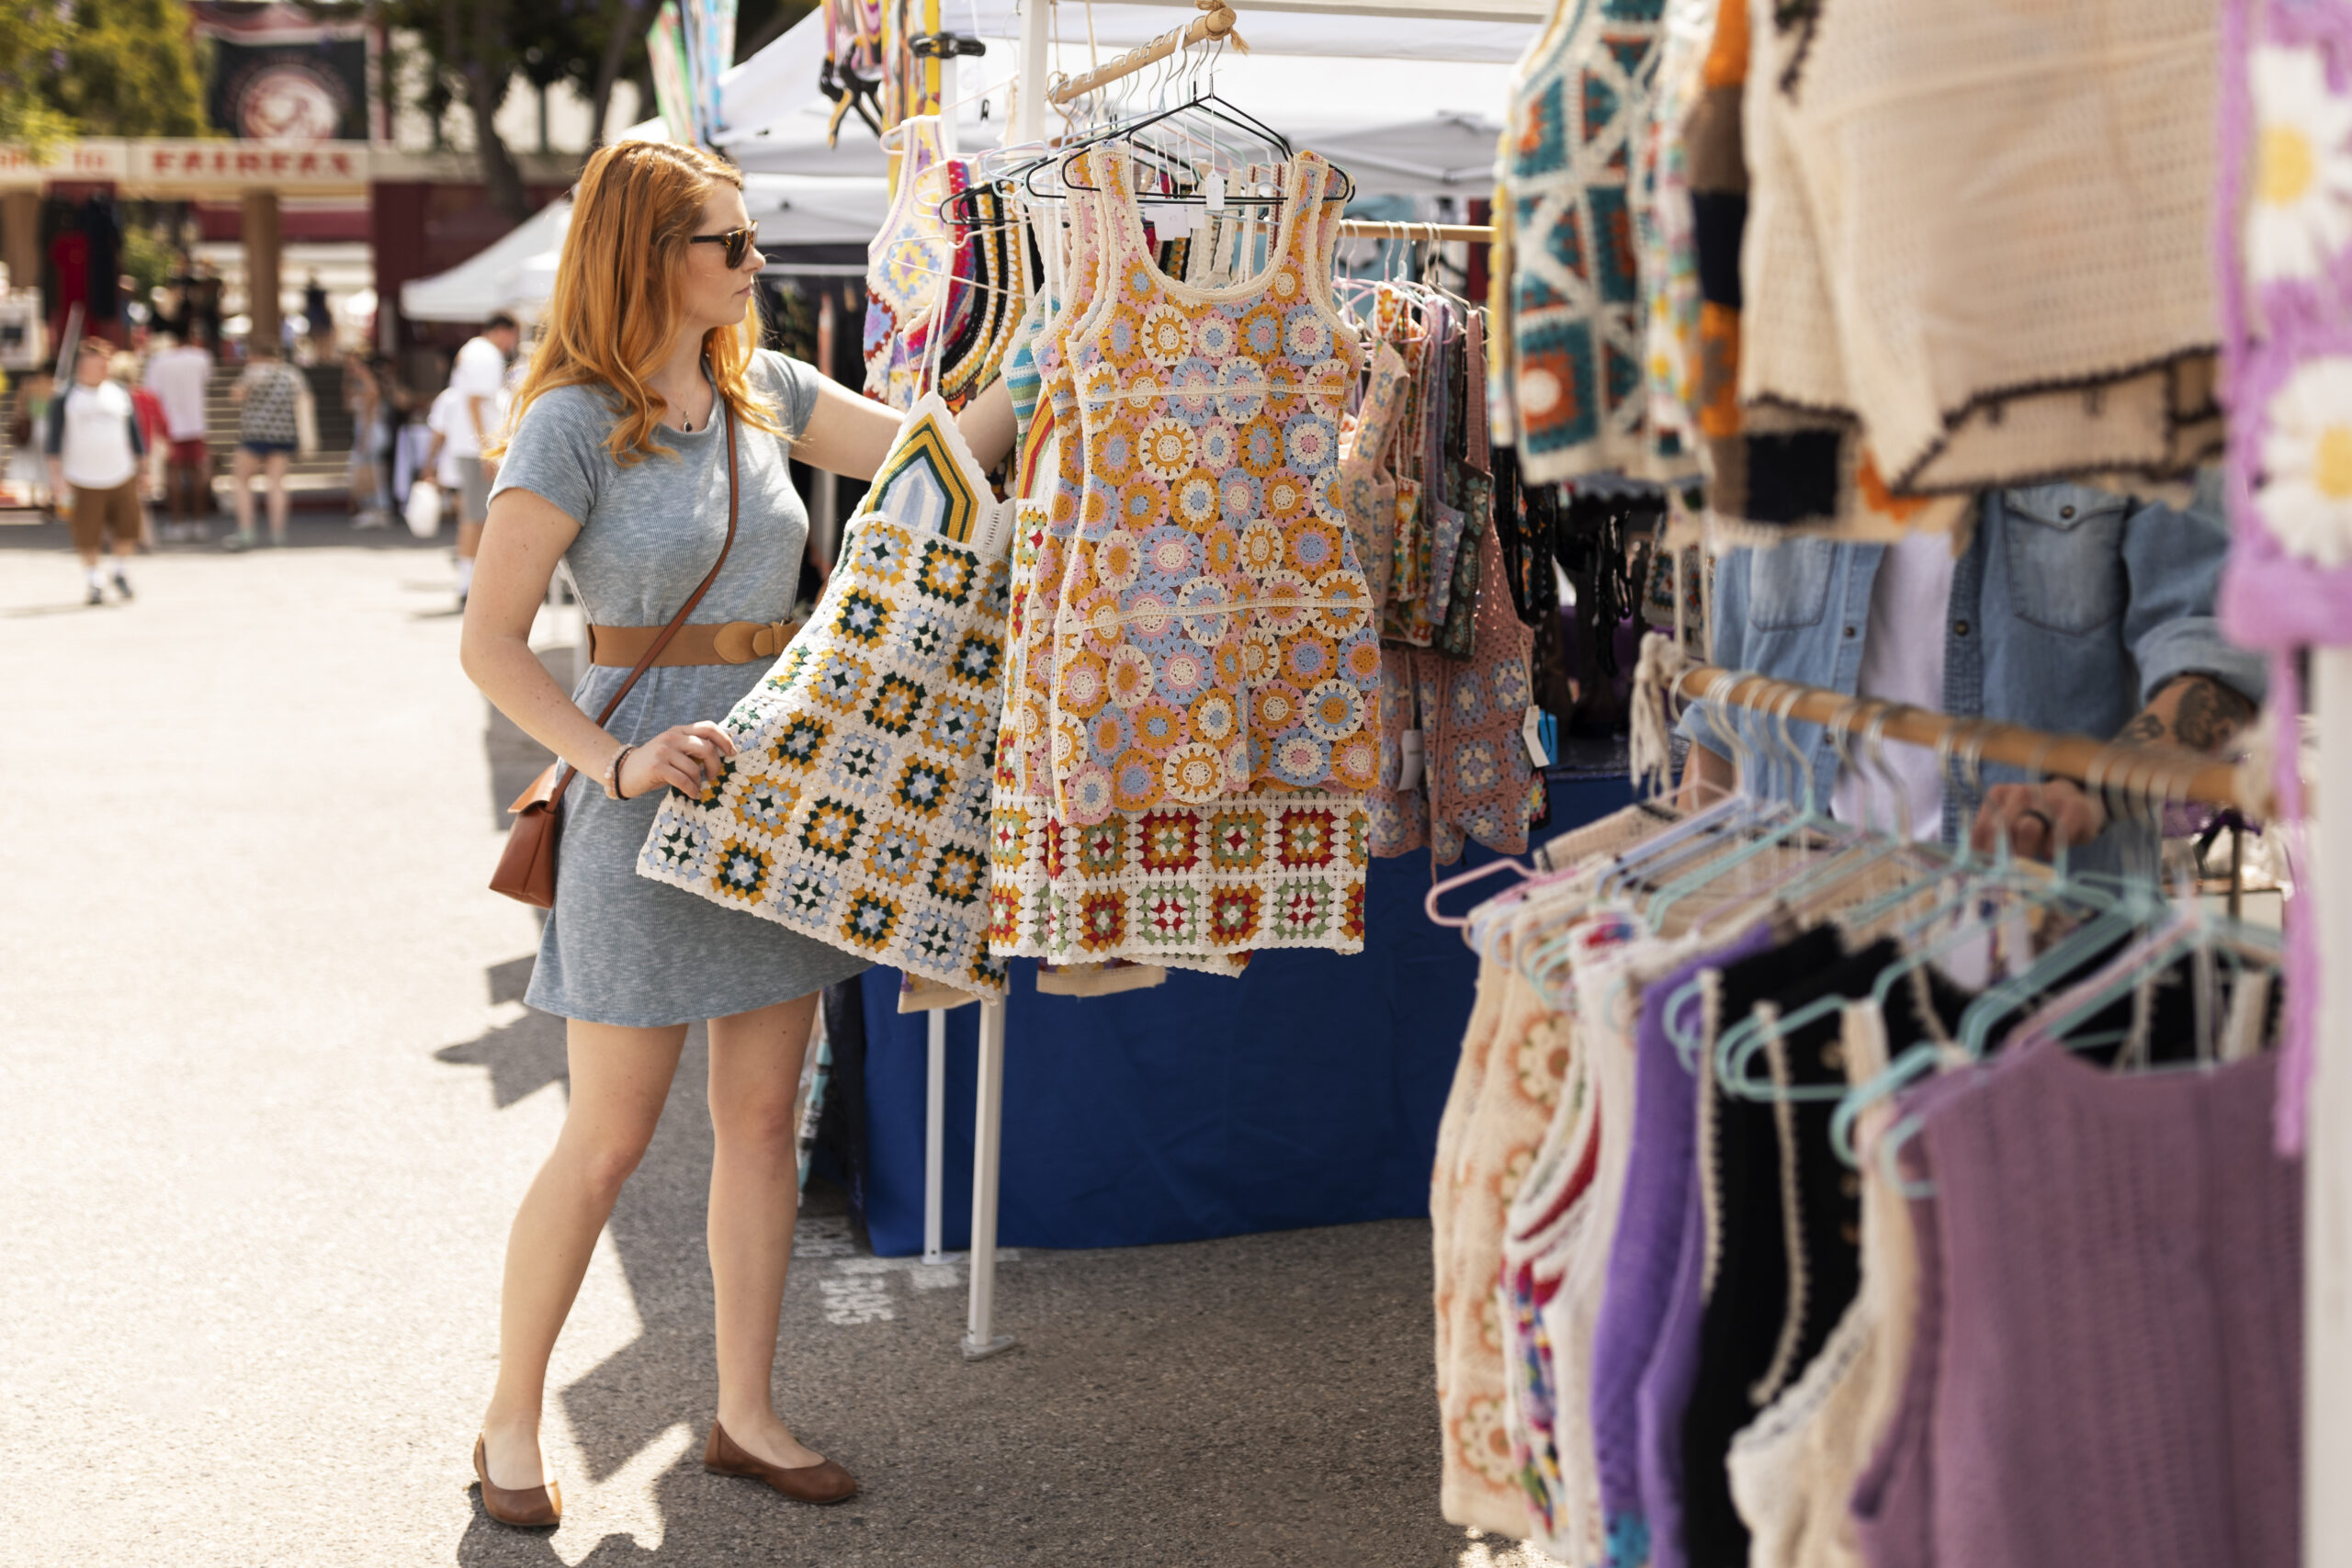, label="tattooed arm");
[1970,672,2258,861]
